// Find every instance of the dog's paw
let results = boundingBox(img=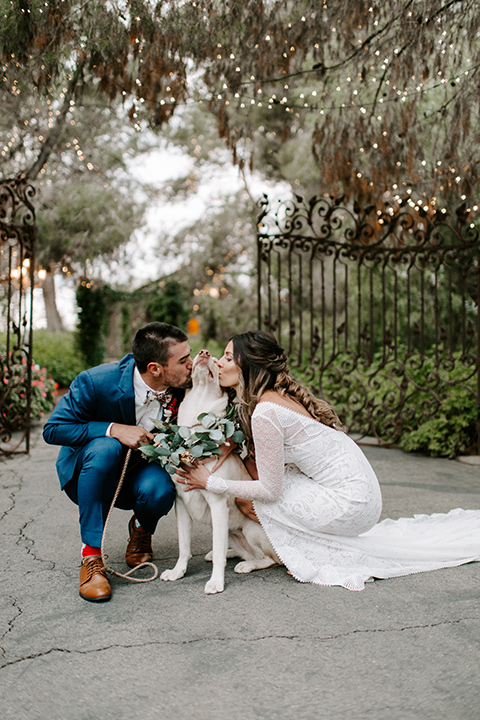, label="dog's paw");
[204,578,224,594]
[234,560,257,574]
[205,549,237,561]
[161,567,186,582]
